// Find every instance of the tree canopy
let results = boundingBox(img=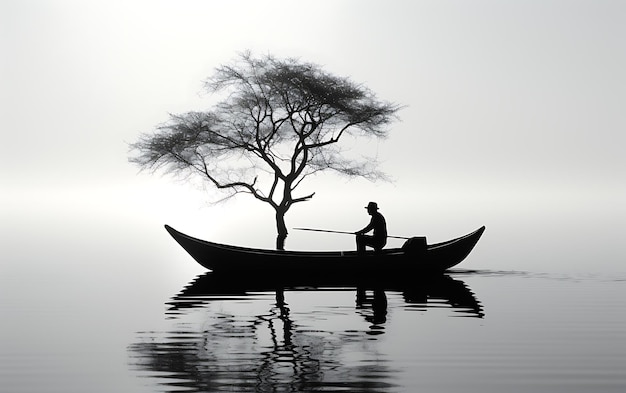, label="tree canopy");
[129,52,401,249]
